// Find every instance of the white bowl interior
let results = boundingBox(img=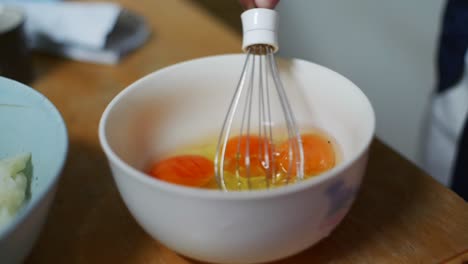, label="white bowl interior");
[104,54,374,177]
